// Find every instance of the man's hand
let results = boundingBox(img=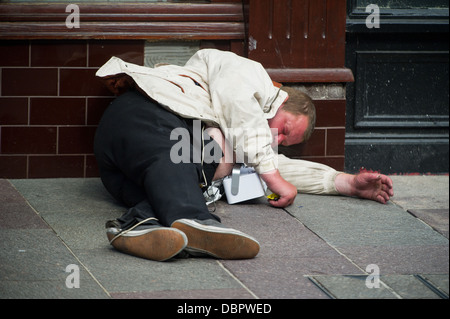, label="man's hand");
[261,170,298,208]
[335,172,394,204]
